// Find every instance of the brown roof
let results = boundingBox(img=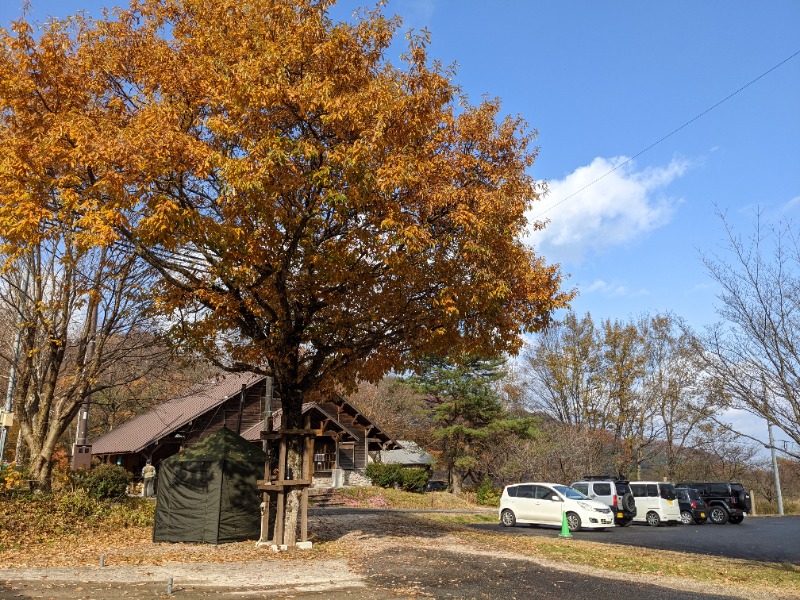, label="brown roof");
[239,402,364,442]
[92,373,399,455]
[91,372,262,455]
